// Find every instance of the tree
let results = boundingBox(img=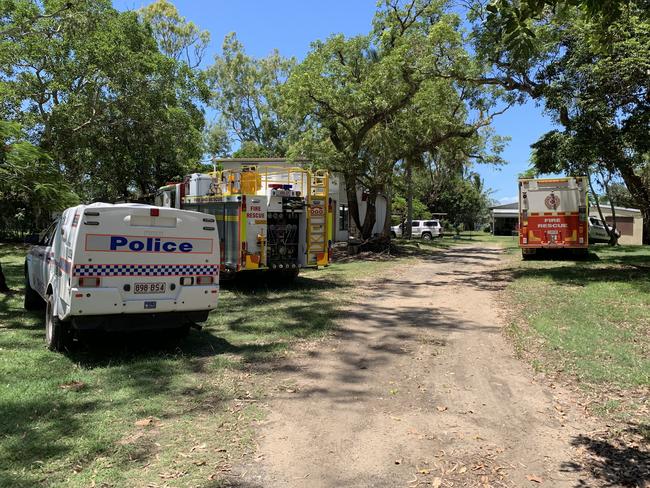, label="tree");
[1,0,207,203]
[284,0,508,240]
[204,121,231,160]
[208,33,295,157]
[484,0,646,57]
[407,148,494,232]
[139,0,210,69]
[601,182,640,210]
[470,0,650,243]
[0,120,78,292]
